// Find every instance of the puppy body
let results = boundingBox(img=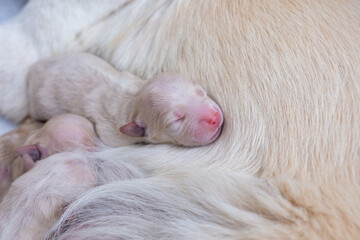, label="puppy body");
[28,53,223,147]
[0,152,97,240]
[28,53,142,147]
[0,114,100,201]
